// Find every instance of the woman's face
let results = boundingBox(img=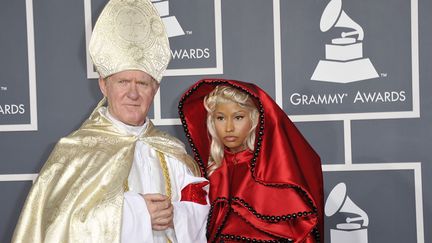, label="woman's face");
[213,101,252,153]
